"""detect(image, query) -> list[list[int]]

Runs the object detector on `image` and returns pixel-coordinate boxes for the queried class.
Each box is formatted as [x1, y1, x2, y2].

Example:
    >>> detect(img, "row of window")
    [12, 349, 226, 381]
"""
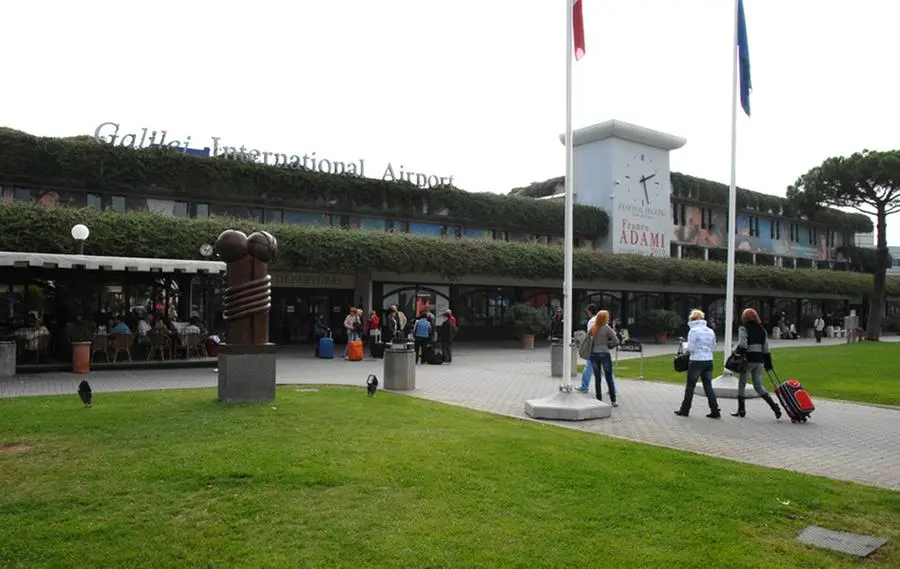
[671, 203, 848, 247]
[7, 185, 852, 252]
[5, 186, 593, 247]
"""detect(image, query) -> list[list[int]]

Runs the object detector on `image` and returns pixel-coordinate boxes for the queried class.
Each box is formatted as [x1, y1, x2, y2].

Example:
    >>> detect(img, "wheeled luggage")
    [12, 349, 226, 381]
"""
[318, 334, 334, 359]
[425, 344, 444, 365]
[371, 342, 386, 359]
[348, 339, 364, 362]
[767, 370, 815, 423]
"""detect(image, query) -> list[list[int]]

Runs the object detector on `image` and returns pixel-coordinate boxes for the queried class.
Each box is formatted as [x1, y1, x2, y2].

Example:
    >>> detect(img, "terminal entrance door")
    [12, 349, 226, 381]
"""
[271, 288, 353, 344]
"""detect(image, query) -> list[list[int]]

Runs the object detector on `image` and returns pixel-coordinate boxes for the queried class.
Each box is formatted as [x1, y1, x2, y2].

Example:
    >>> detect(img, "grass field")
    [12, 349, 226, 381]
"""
[581, 342, 900, 406]
[1, 387, 898, 568]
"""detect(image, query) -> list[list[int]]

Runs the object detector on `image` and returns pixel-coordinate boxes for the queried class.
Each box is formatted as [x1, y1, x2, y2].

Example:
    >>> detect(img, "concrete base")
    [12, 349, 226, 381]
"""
[0, 341, 15, 378]
[525, 391, 611, 421]
[384, 348, 416, 391]
[217, 344, 276, 403]
[696, 372, 761, 399]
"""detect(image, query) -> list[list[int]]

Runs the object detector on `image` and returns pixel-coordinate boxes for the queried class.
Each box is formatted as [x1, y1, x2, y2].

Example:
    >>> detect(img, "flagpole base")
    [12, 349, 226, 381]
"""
[525, 390, 611, 421]
[696, 372, 761, 399]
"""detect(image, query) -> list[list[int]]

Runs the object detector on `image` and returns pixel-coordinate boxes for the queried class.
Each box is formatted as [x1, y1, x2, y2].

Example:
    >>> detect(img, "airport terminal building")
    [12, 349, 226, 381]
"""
[0, 120, 896, 355]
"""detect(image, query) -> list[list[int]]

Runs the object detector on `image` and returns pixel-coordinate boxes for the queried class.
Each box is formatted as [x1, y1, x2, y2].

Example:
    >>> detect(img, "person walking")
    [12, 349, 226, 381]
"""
[674, 309, 721, 419]
[814, 315, 825, 343]
[412, 314, 432, 364]
[578, 309, 620, 406]
[578, 304, 597, 391]
[343, 307, 362, 360]
[384, 305, 402, 341]
[732, 309, 782, 419]
[312, 314, 330, 357]
[439, 309, 457, 363]
[549, 306, 564, 341]
[366, 310, 381, 356]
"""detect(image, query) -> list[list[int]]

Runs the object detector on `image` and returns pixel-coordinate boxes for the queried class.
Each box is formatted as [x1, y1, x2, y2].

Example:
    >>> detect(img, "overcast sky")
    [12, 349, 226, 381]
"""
[2, 0, 898, 244]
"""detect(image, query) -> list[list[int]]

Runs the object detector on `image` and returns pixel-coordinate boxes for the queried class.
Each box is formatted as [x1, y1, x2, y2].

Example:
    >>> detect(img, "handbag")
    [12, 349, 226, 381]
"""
[724, 351, 748, 374]
[673, 346, 689, 373]
[578, 332, 594, 360]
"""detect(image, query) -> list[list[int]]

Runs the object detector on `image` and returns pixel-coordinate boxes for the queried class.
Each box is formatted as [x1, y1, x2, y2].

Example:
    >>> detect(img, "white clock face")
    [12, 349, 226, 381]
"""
[622, 153, 662, 207]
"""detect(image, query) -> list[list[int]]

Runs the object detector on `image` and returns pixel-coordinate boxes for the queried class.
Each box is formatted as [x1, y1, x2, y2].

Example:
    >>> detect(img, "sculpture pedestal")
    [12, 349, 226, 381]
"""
[218, 344, 277, 403]
[525, 391, 611, 421]
[696, 372, 760, 399]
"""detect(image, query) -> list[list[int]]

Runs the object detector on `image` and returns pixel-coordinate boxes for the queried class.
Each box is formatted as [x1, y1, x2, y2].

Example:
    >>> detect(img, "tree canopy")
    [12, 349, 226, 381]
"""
[788, 149, 900, 339]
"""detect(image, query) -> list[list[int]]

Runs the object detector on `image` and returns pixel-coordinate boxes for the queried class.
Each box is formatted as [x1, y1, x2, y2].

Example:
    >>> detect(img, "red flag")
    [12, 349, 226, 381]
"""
[573, 0, 585, 60]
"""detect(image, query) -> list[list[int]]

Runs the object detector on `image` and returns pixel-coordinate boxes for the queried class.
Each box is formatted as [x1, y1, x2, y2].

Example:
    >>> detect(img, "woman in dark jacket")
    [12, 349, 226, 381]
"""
[733, 308, 782, 419]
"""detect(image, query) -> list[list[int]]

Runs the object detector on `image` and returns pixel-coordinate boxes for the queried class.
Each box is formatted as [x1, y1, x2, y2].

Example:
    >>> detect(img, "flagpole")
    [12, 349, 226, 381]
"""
[723, 0, 741, 364]
[561, 0, 575, 388]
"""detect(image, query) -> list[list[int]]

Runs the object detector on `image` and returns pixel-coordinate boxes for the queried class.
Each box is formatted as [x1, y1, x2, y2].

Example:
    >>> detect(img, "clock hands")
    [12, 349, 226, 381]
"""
[639, 173, 656, 205]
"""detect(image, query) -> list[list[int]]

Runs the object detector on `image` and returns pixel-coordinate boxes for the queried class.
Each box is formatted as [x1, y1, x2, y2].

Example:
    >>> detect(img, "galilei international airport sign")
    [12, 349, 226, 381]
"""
[91, 121, 455, 189]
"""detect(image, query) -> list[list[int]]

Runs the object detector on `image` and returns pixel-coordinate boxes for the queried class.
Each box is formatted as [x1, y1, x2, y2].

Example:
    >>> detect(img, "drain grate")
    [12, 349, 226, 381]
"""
[796, 526, 888, 558]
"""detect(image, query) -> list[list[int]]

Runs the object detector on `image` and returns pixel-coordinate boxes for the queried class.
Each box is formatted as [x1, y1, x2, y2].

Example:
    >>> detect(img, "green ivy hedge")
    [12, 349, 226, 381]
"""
[1, 202, 897, 297]
[0, 127, 609, 239]
[670, 173, 873, 233]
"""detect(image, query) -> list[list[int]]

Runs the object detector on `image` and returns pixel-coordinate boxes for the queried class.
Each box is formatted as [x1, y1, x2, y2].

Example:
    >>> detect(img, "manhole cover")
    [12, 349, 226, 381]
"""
[0, 443, 32, 454]
[796, 526, 888, 557]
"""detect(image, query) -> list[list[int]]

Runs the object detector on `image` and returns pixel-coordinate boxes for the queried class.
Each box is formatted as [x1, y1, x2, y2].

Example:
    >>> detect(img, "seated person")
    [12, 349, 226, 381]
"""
[16, 315, 50, 351]
[109, 315, 132, 335]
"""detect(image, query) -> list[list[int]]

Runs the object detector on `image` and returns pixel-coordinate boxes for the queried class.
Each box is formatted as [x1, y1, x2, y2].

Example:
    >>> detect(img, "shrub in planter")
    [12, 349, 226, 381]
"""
[636, 310, 682, 344]
[67, 319, 95, 374]
[503, 303, 549, 349]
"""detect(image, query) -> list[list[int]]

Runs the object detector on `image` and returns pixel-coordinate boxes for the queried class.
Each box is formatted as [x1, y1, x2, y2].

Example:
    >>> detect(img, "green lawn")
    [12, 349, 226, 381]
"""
[1, 387, 898, 568]
[588, 342, 900, 407]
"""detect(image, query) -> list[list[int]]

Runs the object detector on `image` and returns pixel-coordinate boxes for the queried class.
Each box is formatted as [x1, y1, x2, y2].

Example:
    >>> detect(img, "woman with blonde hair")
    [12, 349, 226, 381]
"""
[674, 309, 721, 418]
[578, 307, 620, 406]
[732, 308, 782, 419]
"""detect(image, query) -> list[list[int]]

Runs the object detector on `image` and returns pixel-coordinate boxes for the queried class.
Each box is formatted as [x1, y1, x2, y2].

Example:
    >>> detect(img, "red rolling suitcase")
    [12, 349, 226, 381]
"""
[767, 370, 815, 423]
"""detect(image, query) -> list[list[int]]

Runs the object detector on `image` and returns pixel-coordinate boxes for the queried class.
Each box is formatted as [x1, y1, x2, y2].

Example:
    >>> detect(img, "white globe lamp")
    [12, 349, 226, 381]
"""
[71, 224, 90, 254]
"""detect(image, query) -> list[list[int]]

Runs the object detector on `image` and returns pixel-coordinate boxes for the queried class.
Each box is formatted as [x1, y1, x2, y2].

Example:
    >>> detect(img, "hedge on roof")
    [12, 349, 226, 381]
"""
[508, 172, 873, 234]
[2, 202, 898, 298]
[670, 173, 873, 233]
[0, 127, 608, 239]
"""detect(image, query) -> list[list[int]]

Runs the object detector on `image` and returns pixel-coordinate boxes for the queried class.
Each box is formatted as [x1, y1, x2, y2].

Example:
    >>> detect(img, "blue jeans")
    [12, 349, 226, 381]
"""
[588, 352, 616, 402]
[344, 331, 360, 357]
[680, 360, 719, 414]
[580, 362, 593, 390]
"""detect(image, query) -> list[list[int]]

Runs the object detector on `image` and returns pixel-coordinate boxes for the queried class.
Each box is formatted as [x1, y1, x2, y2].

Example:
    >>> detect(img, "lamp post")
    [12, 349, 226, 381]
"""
[71, 224, 90, 255]
[199, 244, 214, 328]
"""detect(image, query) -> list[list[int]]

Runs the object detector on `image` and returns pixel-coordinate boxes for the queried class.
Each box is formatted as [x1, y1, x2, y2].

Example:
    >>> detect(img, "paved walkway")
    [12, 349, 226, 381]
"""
[2, 337, 898, 490]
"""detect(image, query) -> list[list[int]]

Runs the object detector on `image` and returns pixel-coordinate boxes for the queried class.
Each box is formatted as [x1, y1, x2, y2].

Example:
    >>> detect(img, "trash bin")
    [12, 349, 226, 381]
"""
[384, 344, 416, 391]
[550, 341, 578, 378]
[0, 341, 16, 378]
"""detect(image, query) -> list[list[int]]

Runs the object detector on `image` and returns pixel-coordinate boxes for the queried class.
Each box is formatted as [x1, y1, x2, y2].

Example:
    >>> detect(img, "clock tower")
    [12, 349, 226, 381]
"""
[560, 119, 686, 256]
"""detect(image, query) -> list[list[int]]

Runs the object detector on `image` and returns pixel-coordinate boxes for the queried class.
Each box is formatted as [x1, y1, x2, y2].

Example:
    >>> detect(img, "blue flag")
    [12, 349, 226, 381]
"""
[737, 0, 752, 116]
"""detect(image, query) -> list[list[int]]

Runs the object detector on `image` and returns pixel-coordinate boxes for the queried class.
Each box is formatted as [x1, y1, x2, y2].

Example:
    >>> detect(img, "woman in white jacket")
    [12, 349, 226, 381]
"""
[674, 309, 721, 419]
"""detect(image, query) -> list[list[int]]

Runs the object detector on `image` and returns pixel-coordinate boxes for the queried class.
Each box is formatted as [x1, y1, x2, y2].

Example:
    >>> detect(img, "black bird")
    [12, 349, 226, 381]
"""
[78, 380, 92, 408]
[366, 374, 378, 397]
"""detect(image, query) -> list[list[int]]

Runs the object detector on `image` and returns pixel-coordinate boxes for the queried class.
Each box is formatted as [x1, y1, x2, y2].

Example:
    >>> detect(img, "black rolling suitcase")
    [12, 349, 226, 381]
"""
[425, 344, 444, 365]
[371, 342, 386, 359]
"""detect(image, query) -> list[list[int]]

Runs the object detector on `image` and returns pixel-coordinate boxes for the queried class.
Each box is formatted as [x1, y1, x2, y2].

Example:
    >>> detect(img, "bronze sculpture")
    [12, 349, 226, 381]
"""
[216, 229, 278, 346]
[214, 229, 279, 403]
